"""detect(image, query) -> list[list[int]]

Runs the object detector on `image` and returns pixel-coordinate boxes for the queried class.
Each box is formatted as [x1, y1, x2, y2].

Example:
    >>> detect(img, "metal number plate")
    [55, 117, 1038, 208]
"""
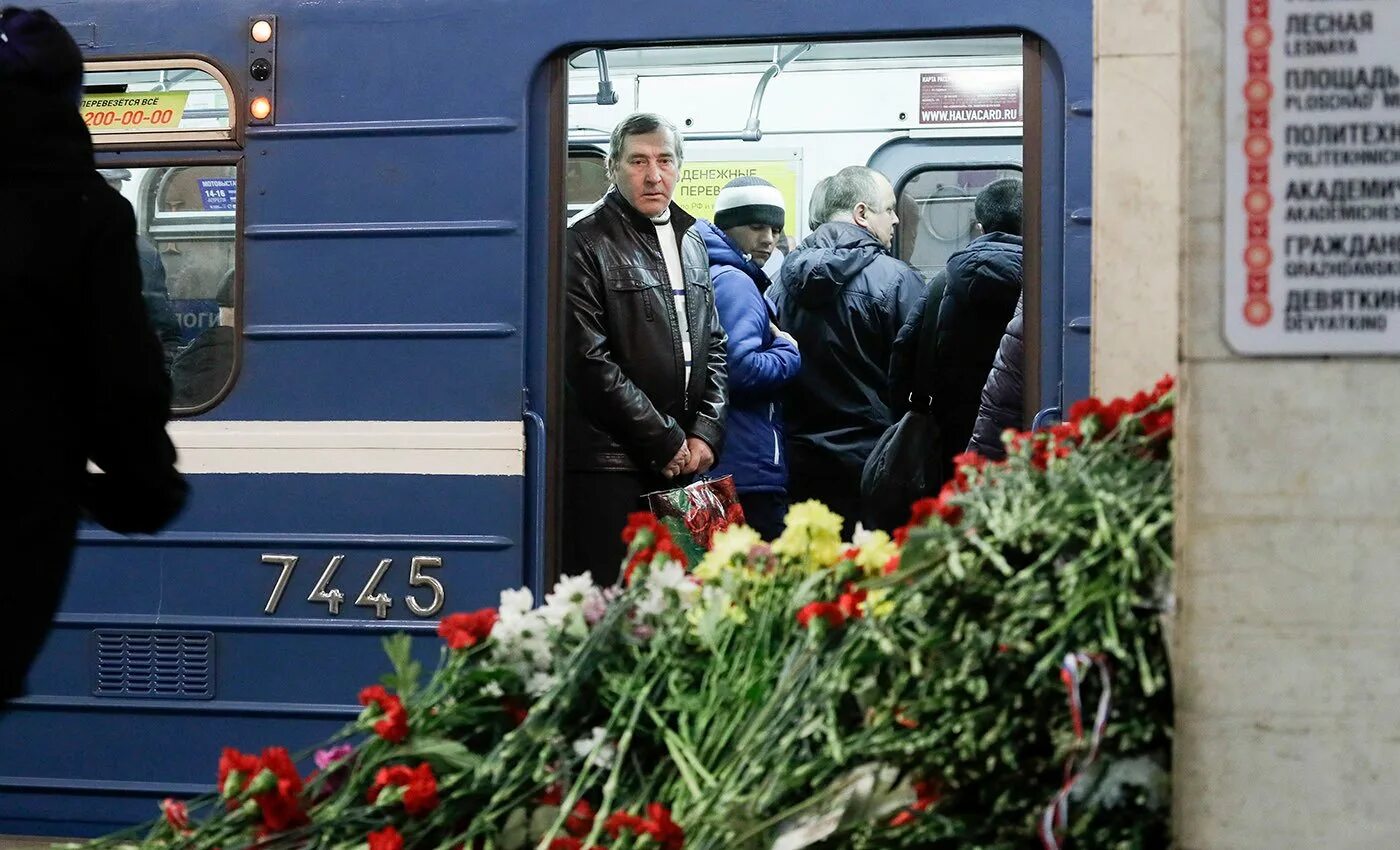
[258, 553, 447, 618]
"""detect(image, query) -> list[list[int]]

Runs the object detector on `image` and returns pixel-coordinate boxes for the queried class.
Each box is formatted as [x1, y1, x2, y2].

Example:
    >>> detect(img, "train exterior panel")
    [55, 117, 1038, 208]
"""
[0, 0, 1090, 834]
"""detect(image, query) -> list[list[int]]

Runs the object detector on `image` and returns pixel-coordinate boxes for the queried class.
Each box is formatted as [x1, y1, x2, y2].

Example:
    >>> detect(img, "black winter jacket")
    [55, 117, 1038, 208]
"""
[770, 222, 926, 476]
[565, 190, 728, 472]
[968, 298, 1025, 460]
[922, 232, 1022, 476]
[2, 82, 187, 698]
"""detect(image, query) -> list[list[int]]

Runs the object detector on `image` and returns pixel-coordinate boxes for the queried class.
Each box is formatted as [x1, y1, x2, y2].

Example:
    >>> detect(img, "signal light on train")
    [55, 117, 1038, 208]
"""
[251, 19, 273, 43]
[250, 96, 272, 120]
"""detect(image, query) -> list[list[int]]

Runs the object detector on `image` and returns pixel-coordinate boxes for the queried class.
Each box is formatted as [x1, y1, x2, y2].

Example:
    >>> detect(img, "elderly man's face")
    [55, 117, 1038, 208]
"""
[855, 174, 900, 250]
[610, 129, 680, 218]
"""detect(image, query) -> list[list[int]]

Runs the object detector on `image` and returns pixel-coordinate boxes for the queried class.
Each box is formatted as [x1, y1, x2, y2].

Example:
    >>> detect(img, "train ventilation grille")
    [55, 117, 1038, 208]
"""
[92, 630, 215, 699]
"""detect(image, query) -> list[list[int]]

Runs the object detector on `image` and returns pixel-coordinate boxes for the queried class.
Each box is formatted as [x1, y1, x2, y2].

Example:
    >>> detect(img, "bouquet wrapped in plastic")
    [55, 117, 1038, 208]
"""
[645, 474, 745, 562]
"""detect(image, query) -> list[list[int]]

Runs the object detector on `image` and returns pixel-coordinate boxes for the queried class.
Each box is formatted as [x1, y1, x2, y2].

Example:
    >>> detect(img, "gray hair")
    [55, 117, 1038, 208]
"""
[823, 166, 885, 217]
[607, 112, 684, 172]
[808, 176, 832, 231]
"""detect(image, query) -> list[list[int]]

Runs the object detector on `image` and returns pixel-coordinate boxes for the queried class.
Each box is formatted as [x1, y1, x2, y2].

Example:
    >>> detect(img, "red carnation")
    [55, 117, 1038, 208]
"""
[368, 826, 404, 850]
[438, 608, 498, 650]
[604, 811, 647, 838]
[368, 762, 440, 816]
[160, 798, 190, 831]
[566, 799, 597, 836]
[796, 602, 845, 629]
[218, 746, 261, 799]
[950, 451, 988, 491]
[837, 585, 867, 620]
[537, 783, 564, 806]
[359, 685, 410, 743]
[889, 810, 916, 828]
[252, 746, 309, 833]
[641, 803, 685, 850]
[1142, 408, 1174, 440]
[621, 511, 657, 545]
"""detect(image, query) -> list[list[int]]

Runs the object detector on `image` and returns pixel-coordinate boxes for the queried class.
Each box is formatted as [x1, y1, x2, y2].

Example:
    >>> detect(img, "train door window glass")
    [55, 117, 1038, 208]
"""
[105, 164, 239, 410]
[566, 149, 610, 219]
[83, 60, 235, 145]
[896, 166, 1021, 280]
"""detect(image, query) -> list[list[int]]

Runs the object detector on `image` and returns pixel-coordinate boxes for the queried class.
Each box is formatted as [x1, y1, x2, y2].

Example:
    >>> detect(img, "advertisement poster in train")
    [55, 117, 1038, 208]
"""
[1224, 2, 1400, 354]
[918, 67, 1021, 126]
[674, 153, 801, 226]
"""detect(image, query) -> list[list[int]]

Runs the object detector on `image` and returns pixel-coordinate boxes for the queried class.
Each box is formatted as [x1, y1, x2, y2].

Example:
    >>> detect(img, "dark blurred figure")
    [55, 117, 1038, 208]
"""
[891, 177, 1023, 482]
[968, 297, 1025, 460]
[171, 267, 236, 407]
[100, 168, 185, 369]
[1, 6, 187, 704]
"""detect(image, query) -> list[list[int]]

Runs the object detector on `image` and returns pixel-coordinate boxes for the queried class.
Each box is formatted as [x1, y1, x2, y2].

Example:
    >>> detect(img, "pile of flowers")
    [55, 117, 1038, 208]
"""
[80, 378, 1176, 850]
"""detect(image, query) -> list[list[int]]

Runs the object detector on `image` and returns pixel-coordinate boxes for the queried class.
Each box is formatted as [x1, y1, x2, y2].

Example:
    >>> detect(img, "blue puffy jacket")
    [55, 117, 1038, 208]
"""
[697, 220, 801, 494]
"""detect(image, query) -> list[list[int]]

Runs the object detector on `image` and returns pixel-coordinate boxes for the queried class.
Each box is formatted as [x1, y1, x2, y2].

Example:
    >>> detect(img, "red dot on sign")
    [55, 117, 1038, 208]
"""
[1244, 79, 1273, 105]
[1244, 132, 1273, 160]
[1245, 242, 1272, 270]
[1245, 189, 1272, 215]
[1245, 23, 1272, 49]
[1244, 297, 1272, 326]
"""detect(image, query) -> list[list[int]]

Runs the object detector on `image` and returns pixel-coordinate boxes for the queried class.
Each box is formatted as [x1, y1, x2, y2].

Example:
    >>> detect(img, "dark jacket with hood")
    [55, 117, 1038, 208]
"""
[769, 221, 926, 476]
[918, 232, 1022, 477]
[697, 220, 800, 494]
[1, 81, 187, 699]
[968, 297, 1025, 460]
[565, 190, 728, 472]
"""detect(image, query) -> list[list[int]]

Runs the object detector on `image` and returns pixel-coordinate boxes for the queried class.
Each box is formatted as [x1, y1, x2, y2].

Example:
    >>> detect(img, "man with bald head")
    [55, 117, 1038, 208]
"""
[769, 165, 925, 536]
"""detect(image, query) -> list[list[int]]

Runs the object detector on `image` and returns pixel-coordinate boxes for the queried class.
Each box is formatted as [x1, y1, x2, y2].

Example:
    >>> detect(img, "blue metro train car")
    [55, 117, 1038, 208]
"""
[1, 0, 1091, 834]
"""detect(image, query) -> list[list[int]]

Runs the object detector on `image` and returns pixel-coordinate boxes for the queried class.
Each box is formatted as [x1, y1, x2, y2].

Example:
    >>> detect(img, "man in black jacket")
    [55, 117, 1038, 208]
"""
[1, 7, 187, 703]
[893, 177, 1023, 482]
[564, 113, 728, 584]
[770, 166, 925, 536]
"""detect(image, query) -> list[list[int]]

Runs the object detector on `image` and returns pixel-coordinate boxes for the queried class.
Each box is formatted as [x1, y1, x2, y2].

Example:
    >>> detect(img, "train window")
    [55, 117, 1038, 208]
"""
[104, 164, 239, 411]
[895, 166, 1022, 279]
[83, 59, 235, 145]
[566, 148, 610, 218]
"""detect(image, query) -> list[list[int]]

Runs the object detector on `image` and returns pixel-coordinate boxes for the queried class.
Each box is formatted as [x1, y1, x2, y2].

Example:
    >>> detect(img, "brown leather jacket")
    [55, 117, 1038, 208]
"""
[564, 190, 728, 472]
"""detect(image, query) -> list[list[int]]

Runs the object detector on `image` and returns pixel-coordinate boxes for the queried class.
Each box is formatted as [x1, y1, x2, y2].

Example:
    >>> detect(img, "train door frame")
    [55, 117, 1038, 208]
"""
[539, 32, 1067, 583]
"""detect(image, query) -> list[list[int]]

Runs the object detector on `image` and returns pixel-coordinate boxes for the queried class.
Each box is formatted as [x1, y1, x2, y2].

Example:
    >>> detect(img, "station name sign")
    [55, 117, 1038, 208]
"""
[1224, 1, 1400, 354]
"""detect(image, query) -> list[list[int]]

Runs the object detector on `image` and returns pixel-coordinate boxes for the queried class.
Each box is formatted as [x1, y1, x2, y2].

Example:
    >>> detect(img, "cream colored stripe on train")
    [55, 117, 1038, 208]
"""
[164, 420, 525, 475]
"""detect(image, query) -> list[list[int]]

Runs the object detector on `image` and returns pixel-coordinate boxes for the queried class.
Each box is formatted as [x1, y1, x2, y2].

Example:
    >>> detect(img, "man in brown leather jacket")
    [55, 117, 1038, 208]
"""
[563, 113, 728, 584]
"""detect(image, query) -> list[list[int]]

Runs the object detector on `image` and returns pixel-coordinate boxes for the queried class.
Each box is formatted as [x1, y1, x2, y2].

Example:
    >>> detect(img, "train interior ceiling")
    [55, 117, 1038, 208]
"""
[565, 36, 1024, 279]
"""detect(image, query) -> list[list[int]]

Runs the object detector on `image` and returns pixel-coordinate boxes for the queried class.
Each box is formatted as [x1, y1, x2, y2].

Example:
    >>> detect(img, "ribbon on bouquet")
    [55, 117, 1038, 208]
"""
[1038, 651, 1112, 850]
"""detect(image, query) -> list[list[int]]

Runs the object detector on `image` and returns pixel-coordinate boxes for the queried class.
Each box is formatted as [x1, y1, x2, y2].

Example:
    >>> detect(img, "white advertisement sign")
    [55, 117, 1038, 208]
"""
[1224, 1, 1400, 354]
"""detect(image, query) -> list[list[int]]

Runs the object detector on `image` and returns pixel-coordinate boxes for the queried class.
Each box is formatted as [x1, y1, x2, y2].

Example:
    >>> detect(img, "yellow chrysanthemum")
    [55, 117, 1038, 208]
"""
[853, 529, 900, 577]
[863, 587, 896, 619]
[772, 500, 845, 570]
[694, 524, 764, 582]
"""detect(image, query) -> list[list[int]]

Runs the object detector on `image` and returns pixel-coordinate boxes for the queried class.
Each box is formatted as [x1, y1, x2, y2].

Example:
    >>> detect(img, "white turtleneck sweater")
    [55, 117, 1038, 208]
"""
[652, 211, 692, 387]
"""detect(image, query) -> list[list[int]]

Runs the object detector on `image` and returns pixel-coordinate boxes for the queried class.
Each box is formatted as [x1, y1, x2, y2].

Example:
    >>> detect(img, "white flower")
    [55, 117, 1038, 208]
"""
[481, 681, 504, 699]
[852, 523, 875, 548]
[636, 590, 668, 617]
[571, 726, 616, 768]
[526, 671, 559, 696]
[498, 587, 534, 621]
[546, 573, 596, 609]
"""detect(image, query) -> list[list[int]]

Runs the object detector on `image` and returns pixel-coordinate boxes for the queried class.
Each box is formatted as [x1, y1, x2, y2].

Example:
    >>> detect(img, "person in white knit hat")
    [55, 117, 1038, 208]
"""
[695, 176, 802, 538]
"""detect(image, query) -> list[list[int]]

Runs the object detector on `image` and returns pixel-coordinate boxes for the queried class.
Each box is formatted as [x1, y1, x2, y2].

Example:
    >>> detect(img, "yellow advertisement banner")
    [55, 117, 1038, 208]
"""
[675, 160, 800, 230]
[81, 91, 189, 133]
